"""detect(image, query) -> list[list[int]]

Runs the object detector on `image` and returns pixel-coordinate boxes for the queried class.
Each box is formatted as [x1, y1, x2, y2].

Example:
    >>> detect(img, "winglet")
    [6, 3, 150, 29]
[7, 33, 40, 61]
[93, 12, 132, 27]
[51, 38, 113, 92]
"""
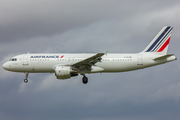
[104, 50, 108, 55]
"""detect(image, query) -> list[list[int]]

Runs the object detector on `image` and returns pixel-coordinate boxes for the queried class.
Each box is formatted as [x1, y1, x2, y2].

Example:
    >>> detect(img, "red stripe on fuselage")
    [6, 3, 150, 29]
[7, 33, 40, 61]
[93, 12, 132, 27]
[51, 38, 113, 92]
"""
[157, 37, 171, 52]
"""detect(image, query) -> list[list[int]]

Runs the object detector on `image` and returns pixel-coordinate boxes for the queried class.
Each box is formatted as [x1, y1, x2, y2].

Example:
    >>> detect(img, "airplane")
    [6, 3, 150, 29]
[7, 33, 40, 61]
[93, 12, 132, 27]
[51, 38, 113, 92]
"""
[2, 26, 177, 84]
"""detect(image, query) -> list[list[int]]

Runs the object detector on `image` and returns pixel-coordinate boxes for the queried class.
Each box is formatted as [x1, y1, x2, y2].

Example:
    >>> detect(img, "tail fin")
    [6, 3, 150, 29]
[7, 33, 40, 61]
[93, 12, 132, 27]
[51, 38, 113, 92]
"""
[142, 26, 173, 55]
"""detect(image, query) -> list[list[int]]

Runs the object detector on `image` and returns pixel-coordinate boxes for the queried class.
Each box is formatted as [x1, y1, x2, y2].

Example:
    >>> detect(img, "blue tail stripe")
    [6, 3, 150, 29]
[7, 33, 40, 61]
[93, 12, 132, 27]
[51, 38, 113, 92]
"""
[146, 26, 171, 52]
[151, 27, 172, 52]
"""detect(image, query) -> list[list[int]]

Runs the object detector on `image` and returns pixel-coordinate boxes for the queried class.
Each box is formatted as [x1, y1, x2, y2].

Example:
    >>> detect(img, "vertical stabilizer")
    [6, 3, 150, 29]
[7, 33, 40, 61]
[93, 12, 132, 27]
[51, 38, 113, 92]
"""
[142, 26, 173, 55]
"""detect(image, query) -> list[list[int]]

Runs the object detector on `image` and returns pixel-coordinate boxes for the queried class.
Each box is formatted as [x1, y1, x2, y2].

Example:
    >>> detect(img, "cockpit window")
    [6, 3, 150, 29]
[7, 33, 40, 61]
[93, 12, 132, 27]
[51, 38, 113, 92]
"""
[9, 58, 17, 61]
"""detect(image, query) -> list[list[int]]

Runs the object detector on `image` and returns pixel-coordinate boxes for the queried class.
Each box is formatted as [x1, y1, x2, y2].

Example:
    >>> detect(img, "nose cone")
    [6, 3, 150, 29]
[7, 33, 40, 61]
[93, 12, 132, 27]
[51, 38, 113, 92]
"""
[2, 62, 8, 70]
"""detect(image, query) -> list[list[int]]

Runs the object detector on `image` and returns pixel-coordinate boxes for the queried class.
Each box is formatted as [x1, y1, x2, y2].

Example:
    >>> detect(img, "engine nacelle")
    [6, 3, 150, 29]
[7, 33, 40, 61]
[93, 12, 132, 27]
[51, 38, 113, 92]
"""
[55, 66, 71, 79]
[54, 66, 78, 79]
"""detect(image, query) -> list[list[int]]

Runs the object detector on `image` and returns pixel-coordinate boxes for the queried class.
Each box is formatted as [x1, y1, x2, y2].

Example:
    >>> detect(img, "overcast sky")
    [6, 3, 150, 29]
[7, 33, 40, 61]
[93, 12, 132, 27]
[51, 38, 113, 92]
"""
[0, 0, 180, 120]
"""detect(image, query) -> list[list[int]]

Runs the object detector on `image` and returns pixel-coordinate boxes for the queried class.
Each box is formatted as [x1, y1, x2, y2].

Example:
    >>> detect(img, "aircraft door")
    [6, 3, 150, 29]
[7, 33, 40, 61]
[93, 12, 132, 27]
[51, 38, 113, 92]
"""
[137, 54, 143, 65]
[23, 55, 28, 65]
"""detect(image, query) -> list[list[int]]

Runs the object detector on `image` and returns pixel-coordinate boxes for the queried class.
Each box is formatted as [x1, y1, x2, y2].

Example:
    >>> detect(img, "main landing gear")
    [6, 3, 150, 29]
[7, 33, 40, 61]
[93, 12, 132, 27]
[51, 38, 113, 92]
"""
[82, 76, 88, 84]
[24, 72, 28, 83]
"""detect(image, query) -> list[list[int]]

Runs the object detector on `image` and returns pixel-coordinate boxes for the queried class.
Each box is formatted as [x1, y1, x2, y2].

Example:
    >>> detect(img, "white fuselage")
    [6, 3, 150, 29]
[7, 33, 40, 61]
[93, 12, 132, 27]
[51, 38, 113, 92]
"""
[2, 53, 176, 73]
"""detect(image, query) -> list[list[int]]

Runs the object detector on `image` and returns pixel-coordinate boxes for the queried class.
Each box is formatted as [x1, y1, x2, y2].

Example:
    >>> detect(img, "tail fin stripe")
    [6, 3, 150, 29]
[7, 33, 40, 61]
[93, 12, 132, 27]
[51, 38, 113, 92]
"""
[151, 27, 173, 52]
[146, 26, 171, 52]
[157, 37, 171, 52]
[153, 30, 172, 52]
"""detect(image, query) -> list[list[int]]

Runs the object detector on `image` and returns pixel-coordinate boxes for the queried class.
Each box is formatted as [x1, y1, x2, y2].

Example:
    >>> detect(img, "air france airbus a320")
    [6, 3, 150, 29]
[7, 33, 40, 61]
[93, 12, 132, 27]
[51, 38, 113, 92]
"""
[2, 26, 177, 84]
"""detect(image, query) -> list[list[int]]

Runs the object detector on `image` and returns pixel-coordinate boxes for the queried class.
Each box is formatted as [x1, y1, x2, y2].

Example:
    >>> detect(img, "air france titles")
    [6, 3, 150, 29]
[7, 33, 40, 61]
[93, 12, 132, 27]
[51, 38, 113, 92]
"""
[30, 55, 59, 58]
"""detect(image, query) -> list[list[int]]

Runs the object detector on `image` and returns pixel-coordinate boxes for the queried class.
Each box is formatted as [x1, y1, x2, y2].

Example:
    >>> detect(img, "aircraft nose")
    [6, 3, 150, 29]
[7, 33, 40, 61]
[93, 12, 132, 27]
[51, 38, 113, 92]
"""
[2, 62, 8, 70]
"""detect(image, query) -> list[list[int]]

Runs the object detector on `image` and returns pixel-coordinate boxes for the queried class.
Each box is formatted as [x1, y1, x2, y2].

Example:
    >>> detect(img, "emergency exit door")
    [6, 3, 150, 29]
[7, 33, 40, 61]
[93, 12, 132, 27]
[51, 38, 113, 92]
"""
[23, 55, 28, 65]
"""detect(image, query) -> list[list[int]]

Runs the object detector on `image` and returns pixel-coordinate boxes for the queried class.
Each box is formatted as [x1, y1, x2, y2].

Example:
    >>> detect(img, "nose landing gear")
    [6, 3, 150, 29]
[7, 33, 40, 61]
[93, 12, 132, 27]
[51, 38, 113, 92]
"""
[24, 79, 28, 83]
[24, 72, 28, 83]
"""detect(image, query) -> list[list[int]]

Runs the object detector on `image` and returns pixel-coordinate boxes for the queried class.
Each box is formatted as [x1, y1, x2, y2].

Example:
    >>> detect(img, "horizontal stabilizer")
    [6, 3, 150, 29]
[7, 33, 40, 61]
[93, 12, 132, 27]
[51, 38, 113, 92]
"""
[153, 54, 174, 60]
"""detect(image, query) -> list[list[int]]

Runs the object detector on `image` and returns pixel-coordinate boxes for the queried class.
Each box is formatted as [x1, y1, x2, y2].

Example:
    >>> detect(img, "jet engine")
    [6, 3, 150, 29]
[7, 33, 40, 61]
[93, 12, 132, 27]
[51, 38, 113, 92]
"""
[55, 66, 78, 79]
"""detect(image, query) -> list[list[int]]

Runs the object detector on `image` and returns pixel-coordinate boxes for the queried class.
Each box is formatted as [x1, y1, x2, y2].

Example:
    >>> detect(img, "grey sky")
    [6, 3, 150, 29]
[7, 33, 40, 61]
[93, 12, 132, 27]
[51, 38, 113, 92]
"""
[0, 0, 180, 120]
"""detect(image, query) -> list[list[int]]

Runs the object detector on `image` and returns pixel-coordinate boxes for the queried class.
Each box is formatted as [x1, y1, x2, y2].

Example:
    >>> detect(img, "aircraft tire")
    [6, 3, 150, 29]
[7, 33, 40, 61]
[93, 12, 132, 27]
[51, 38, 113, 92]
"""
[24, 79, 28, 83]
[82, 76, 88, 84]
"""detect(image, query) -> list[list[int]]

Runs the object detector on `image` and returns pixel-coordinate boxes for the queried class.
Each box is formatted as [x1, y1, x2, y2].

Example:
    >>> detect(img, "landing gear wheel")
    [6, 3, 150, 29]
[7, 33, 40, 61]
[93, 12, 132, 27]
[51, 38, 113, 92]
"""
[24, 72, 29, 83]
[24, 79, 28, 83]
[82, 76, 88, 84]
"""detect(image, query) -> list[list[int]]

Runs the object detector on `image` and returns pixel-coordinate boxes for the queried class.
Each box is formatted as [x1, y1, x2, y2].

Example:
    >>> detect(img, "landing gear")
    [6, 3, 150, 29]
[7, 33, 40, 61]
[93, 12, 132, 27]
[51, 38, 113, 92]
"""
[24, 79, 28, 83]
[24, 72, 29, 83]
[82, 76, 88, 84]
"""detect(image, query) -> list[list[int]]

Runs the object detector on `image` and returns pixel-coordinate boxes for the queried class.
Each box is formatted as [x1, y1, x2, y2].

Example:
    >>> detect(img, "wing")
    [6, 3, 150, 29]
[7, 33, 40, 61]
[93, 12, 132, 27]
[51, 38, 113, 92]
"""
[72, 52, 105, 66]
[71, 51, 107, 74]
